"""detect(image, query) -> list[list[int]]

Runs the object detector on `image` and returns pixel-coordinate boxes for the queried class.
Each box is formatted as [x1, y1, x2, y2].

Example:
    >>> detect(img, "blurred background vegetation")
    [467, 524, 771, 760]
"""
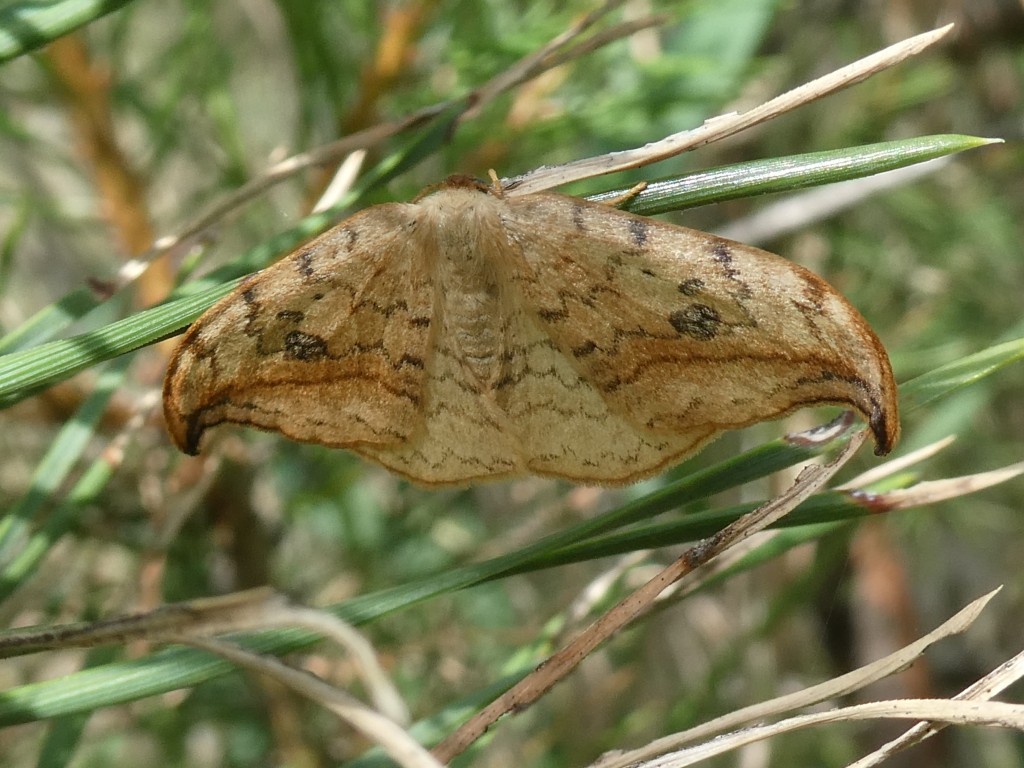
[0, 1, 1022, 766]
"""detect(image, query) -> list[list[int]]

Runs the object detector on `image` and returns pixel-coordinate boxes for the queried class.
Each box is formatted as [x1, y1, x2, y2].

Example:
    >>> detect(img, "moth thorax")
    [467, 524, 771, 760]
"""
[435, 217, 506, 385]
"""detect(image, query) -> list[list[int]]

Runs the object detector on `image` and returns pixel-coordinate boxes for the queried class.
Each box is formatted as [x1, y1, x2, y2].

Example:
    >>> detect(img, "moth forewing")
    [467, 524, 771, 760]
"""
[163, 207, 437, 456]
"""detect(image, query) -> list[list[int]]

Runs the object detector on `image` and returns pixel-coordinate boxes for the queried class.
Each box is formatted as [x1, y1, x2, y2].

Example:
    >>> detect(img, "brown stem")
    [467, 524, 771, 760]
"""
[45, 34, 167, 306]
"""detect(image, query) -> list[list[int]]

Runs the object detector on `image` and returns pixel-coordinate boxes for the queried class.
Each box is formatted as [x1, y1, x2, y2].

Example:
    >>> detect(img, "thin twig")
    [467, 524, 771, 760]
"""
[845, 462, 1024, 512]
[0, 585, 411, 730]
[466, 2, 665, 120]
[0, 588, 278, 657]
[847, 647, 1024, 767]
[177, 636, 440, 768]
[252, 604, 411, 726]
[635, 699, 1024, 767]
[837, 435, 956, 490]
[504, 25, 954, 194]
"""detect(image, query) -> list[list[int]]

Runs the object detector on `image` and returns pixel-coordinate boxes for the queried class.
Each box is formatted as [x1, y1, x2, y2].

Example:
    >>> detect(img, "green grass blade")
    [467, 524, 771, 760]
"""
[0, 426, 125, 602]
[0, 359, 130, 572]
[0, 283, 232, 409]
[0, 288, 100, 356]
[900, 336, 1024, 413]
[0, 0, 136, 64]
[33, 647, 118, 768]
[535, 491, 875, 569]
[588, 135, 999, 214]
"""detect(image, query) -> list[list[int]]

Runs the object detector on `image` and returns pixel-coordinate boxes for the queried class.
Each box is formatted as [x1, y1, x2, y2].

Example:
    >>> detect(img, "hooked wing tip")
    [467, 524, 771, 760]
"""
[183, 420, 203, 456]
[162, 390, 204, 456]
[869, 401, 900, 456]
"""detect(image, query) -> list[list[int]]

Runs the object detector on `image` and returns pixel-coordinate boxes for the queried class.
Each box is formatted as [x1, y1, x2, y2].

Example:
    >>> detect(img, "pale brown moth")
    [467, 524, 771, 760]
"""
[163, 175, 899, 485]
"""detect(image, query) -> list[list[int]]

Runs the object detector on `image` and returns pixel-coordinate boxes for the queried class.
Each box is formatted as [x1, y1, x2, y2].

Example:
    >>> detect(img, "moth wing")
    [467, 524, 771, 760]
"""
[484, 298, 718, 484]
[163, 203, 435, 455]
[502, 194, 899, 457]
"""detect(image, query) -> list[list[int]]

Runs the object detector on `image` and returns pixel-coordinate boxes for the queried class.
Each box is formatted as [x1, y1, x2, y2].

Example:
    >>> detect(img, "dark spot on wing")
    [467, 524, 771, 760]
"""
[276, 309, 304, 322]
[398, 354, 424, 369]
[572, 204, 586, 230]
[538, 307, 569, 322]
[712, 240, 742, 282]
[573, 340, 598, 357]
[284, 330, 328, 360]
[409, 316, 431, 328]
[628, 218, 649, 247]
[296, 249, 315, 277]
[678, 278, 704, 296]
[669, 304, 720, 340]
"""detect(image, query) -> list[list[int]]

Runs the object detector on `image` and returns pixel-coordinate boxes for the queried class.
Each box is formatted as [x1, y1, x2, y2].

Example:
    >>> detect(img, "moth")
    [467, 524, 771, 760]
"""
[163, 175, 899, 485]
